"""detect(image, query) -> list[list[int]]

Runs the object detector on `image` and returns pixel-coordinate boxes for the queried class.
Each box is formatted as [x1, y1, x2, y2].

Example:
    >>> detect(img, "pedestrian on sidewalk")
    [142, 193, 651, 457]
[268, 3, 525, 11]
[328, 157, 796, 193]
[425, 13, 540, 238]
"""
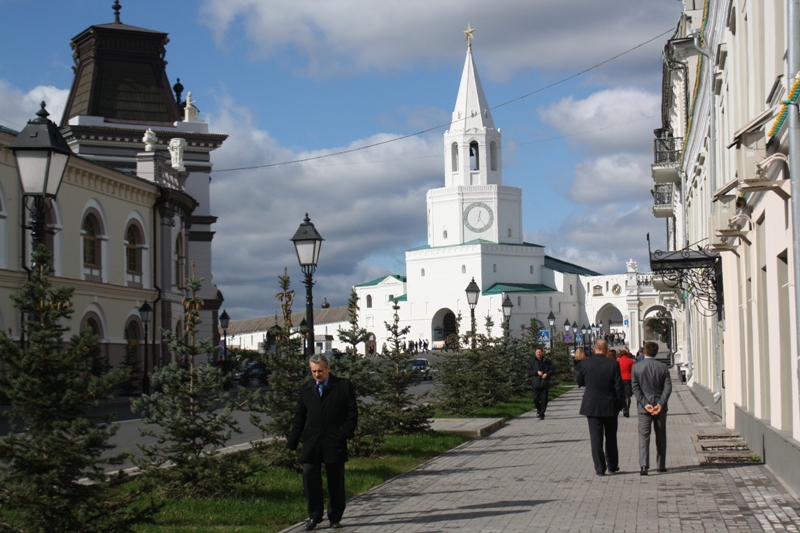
[287, 354, 359, 530]
[527, 348, 555, 420]
[575, 339, 624, 476]
[617, 348, 634, 417]
[631, 341, 672, 476]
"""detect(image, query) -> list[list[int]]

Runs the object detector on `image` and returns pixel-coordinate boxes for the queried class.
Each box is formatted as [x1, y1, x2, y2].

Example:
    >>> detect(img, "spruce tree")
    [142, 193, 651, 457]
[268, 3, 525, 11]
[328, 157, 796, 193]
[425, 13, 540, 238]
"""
[373, 299, 430, 434]
[118, 340, 142, 395]
[334, 289, 383, 457]
[0, 246, 150, 532]
[131, 264, 243, 497]
[244, 268, 306, 469]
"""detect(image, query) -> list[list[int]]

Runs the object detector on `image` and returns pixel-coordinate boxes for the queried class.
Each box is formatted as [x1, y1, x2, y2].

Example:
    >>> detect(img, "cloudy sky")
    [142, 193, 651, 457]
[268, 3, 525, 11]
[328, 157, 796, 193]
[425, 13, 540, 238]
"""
[0, 0, 682, 319]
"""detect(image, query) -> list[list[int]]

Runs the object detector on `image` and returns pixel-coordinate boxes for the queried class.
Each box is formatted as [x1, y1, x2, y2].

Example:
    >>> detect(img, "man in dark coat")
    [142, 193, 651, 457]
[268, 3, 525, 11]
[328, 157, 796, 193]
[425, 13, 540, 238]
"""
[575, 339, 625, 476]
[527, 348, 556, 419]
[288, 354, 358, 530]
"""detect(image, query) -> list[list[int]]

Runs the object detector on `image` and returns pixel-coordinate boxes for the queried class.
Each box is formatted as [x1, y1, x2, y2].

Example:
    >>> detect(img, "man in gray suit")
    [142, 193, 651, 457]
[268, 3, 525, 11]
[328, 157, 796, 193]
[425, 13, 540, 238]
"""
[631, 341, 672, 476]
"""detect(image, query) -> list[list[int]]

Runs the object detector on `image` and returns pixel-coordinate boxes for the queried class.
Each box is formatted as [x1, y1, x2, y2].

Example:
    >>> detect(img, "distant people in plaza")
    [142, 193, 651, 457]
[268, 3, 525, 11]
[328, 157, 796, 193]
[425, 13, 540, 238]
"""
[617, 348, 635, 417]
[381, 342, 387, 355]
[368, 345, 375, 358]
[631, 341, 672, 476]
[575, 339, 625, 476]
[288, 354, 358, 530]
[527, 348, 555, 420]
[423, 339, 429, 352]
[635, 345, 646, 363]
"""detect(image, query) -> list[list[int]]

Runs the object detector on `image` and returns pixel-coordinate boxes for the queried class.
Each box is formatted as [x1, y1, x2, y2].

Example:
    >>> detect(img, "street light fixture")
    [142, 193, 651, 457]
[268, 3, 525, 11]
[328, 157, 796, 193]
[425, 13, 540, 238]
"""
[219, 309, 230, 382]
[7, 102, 71, 256]
[138, 300, 152, 395]
[591, 323, 597, 347]
[501, 294, 513, 337]
[582, 324, 588, 349]
[547, 310, 556, 350]
[465, 277, 480, 349]
[572, 321, 578, 352]
[291, 213, 324, 356]
[563, 319, 571, 333]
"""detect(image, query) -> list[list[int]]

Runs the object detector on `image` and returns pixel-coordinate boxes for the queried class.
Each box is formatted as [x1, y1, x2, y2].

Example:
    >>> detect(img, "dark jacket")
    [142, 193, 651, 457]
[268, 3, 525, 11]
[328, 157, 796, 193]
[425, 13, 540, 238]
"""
[287, 374, 358, 464]
[575, 355, 624, 417]
[527, 356, 556, 389]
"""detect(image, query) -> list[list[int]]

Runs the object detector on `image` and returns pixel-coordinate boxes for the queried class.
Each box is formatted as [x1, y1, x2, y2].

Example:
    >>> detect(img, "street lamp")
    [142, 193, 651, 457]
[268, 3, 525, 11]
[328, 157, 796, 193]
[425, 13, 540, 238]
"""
[591, 323, 597, 348]
[547, 310, 556, 351]
[599, 321, 604, 341]
[219, 309, 230, 380]
[501, 294, 513, 337]
[572, 321, 578, 352]
[7, 102, 71, 257]
[582, 324, 588, 349]
[465, 277, 480, 349]
[291, 214, 324, 356]
[138, 300, 152, 394]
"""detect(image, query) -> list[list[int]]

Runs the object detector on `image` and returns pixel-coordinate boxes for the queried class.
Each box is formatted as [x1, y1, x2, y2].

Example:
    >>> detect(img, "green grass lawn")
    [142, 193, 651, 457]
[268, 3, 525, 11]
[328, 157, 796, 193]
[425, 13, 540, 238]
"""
[132, 387, 575, 532]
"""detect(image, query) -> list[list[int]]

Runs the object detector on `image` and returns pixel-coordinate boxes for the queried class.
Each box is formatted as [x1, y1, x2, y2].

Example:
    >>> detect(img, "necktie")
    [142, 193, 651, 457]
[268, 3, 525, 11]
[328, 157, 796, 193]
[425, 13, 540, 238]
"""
[318, 382, 325, 397]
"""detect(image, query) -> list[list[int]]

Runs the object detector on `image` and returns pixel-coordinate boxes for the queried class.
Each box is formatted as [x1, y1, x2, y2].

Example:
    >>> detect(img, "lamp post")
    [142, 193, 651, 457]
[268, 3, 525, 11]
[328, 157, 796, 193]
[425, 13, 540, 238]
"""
[591, 323, 597, 348]
[465, 277, 480, 349]
[572, 321, 578, 353]
[547, 310, 556, 351]
[582, 324, 587, 349]
[563, 319, 570, 353]
[7, 102, 71, 258]
[291, 214, 324, 356]
[219, 309, 230, 385]
[138, 300, 152, 394]
[501, 294, 513, 338]
[599, 321, 604, 342]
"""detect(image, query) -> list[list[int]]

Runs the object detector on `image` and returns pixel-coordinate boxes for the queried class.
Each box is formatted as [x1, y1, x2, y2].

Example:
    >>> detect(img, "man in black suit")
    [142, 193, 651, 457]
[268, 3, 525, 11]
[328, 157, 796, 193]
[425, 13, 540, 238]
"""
[631, 341, 672, 475]
[575, 339, 625, 476]
[527, 348, 556, 419]
[288, 354, 358, 530]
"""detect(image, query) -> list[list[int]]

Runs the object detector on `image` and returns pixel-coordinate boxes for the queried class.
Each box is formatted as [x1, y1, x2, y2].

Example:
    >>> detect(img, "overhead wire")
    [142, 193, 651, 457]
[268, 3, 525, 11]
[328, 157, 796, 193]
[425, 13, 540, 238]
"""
[212, 28, 675, 174]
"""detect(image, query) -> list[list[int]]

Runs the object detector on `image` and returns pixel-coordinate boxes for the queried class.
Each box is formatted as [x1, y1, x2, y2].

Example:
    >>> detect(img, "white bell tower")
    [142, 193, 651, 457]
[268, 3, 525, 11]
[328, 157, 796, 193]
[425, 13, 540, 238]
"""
[426, 29, 523, 248]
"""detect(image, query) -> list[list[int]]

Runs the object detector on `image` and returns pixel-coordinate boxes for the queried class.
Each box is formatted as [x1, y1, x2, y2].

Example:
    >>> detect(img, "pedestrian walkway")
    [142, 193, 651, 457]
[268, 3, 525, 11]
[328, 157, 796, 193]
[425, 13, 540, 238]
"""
[283, 380, 800, 532]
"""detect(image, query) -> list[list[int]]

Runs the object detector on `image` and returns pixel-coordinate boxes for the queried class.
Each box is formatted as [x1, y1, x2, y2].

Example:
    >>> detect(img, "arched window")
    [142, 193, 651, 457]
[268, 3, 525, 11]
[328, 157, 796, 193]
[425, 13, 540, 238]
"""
[493, 264, 497, 273]
[451, 142, 459, 172]
[366, 295, 373, 308]
[517, 296, 521, 306]
[530, 265, 534, 274]
[469, 141, 480, 170]
[490, 141, 497, 171]
[508, 228, 512, 237]
[606, 281, 609, 292]
[462, 265, 466, 274]
[443, 230, 448, 239]
[549, 296, 553, 307]
[82, 214, 102, 281]
[174, 231, 185, 288]
[125, 223, 144, 287]
[421, 268, 425, 277]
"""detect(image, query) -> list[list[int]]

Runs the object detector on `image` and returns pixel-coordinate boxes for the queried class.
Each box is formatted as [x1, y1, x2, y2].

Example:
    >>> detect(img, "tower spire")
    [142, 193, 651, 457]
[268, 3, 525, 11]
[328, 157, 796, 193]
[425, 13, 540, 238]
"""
[451, 32, 494, 132]
[112, 0, 121, 23]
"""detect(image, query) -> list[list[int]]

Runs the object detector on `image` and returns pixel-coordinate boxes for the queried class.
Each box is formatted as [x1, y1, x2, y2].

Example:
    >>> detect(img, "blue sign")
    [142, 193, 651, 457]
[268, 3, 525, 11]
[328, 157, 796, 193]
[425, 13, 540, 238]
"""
[563, 332, 574, 344]
[576, 334, 584, 343]
[537, 330, 551, 343]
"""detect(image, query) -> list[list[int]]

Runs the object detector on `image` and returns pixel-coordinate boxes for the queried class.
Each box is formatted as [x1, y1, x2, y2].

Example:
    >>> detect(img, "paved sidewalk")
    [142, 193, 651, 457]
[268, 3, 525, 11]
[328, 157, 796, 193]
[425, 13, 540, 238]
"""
[283, 381, 800, 532]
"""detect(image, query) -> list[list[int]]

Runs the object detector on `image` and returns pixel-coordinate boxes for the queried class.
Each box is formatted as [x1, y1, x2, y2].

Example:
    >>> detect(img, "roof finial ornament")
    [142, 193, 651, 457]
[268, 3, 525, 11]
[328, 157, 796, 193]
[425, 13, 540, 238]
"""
[112, 0, 121, 23]
[463, 23, 475, 49]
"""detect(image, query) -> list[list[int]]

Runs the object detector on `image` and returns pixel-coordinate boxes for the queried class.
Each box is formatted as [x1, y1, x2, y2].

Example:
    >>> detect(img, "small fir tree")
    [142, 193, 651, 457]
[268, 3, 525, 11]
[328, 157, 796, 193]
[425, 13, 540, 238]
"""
[373, 299, 430, 434]
[118, 340, 142, 395]
[244, 268, 306, 469]
[0, 246, 152, 532]
[131, 264, 244, 497]
[335, 289, 383, 457]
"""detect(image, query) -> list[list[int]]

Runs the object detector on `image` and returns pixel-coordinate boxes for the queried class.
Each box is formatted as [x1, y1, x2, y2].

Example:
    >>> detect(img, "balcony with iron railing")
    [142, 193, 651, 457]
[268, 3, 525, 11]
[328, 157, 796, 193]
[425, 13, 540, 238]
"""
[652, 183, 675, 218]
[651, 137, 682, 184]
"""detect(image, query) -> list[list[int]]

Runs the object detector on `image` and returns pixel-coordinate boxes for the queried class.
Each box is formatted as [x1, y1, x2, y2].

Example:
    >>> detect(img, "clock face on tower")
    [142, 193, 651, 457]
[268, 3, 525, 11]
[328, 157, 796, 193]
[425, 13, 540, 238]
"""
[463, 202, 494, 233]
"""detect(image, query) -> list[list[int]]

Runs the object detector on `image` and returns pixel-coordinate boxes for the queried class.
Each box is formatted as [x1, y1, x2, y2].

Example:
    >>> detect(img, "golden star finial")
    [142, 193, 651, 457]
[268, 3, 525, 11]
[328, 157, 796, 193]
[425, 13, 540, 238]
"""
[464, 24, 475, 48]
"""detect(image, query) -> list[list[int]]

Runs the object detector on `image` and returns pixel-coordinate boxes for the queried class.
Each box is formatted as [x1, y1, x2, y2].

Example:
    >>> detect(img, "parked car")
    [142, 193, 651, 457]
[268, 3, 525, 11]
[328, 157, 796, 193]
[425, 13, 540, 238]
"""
[408, 358, 432, 380]
[234, 361, 268, 385]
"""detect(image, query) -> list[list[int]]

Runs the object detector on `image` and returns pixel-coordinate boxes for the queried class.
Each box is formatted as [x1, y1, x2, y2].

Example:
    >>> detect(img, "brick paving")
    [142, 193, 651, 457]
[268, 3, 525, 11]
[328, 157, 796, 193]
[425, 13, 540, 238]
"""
[282, 379, 800, 532]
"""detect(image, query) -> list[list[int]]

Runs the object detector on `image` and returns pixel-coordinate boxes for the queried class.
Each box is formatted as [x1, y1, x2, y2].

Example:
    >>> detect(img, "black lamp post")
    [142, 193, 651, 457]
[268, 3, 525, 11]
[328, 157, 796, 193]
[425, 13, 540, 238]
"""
[291, 214, 324, 356]
[582, 324, 588, 349]
[501, 294, 513, 338]
[138, 300, 152, 394]
[547, 310, 556, 351]
[7, 102, 71, 257]
[465, 277, 480, 349]
[219, 309, 230, 379]
[599, 321, 604, 341]
[572, 321, 578, 352]
[591, 323, 597, 348]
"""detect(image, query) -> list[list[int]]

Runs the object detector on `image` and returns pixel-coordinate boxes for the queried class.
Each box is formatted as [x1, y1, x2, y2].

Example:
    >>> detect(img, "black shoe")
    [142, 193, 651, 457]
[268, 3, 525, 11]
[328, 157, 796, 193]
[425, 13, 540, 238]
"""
[657, 468, 667, 473]
[304, 520, 319, 531]
[609, 466, 620, 473]
[623, 412, 630, 418]
[640, 467, 648, 476]
[330, 523, 342, 529]
[596, 472, 605, 476]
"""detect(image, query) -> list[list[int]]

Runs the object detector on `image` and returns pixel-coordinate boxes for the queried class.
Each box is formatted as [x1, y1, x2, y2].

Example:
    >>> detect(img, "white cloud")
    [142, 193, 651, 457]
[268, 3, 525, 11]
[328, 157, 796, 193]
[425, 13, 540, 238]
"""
[538, 88, 661, 155]
[205, 95, 441, 316]
[199, 0, 680, 82]
[0, 80, 69, 131]
[529, 204, 666, 276]
[567, 153, 652, 205]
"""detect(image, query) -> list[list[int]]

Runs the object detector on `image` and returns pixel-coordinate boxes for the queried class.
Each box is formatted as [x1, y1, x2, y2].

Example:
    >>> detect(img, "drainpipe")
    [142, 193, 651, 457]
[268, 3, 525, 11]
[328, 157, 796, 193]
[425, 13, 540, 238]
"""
[788, 0, 800, 425]
[692, 30, 722, 404]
